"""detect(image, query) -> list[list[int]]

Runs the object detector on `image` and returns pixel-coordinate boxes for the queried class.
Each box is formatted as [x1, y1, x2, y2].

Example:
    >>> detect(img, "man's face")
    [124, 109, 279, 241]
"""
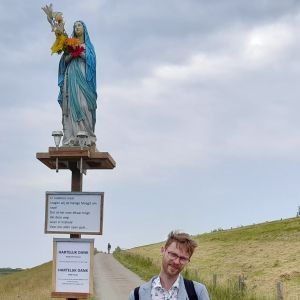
[161, 242, 190, 278]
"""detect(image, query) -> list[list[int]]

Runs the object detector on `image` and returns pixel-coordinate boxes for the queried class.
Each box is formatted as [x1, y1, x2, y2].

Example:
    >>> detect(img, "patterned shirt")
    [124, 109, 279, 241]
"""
[151, 276, 180, 300]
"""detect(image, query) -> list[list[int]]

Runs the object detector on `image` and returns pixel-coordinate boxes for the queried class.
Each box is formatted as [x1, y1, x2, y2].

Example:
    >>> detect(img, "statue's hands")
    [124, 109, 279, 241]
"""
[80, 51, 86, 59]
[71, 46, 85, 58]
[65, 54, 73, 64]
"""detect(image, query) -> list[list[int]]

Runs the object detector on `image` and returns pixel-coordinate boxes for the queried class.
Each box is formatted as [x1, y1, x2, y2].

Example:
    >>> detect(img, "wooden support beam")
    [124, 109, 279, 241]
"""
[36, 146, 116, 170]
[36, 145, 114, 300]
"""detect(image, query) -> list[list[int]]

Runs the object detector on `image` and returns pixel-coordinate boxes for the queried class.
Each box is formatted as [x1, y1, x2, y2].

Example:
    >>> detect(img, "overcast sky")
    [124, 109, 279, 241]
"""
[1, 0, 300, 268]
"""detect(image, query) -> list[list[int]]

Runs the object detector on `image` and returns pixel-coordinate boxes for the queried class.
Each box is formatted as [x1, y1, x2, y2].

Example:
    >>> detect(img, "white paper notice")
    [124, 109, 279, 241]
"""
[55, 240, 91, 293]
[46, 192, 103, 234]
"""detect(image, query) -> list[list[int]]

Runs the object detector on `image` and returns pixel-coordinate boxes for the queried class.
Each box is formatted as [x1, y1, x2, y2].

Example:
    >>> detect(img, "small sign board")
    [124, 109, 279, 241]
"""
[45, 192, 104, 235]
[52, 238, 94, 298]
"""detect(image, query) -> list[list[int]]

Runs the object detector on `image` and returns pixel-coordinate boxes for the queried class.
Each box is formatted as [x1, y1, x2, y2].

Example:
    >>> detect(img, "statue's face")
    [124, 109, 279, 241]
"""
[74, 22, 84, 38]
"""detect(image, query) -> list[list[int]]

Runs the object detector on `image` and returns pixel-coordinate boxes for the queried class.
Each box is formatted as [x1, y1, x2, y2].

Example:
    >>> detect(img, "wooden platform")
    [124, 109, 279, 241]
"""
[36, 146, 116, 170]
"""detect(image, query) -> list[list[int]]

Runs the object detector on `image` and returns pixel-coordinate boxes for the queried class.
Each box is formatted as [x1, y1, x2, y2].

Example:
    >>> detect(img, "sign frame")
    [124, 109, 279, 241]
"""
[45, 192, 104, 235]
[51, 238, 94, 299]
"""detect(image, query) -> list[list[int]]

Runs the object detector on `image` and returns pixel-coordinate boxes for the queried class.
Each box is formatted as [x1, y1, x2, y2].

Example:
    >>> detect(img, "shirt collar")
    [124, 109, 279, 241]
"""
[153, 275, 180, 290]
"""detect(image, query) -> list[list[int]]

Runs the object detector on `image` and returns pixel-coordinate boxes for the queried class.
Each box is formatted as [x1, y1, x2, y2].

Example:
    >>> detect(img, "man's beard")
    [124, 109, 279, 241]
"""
[167, 263, 182, 276]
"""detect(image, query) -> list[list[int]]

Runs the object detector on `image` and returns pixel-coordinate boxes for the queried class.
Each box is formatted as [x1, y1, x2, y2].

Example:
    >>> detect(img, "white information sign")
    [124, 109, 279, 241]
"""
[45, 192, 104, 234]
[53, 238, 93, 295]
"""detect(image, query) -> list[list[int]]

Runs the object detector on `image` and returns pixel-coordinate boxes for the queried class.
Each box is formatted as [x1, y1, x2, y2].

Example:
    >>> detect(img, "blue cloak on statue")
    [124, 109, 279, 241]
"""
[57, 21, 97, 145]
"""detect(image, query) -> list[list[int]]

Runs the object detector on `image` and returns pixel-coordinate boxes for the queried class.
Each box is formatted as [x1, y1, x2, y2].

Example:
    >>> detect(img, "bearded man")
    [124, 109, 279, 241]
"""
[129, 231, 210, 300]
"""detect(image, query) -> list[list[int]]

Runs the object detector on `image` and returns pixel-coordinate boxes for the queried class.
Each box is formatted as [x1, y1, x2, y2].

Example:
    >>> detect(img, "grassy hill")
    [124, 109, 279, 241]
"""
[1, 218, 298, 299]
[0, 262, 95, 300]
[0, 268, 23, 277]
[115, 217, 300, 300]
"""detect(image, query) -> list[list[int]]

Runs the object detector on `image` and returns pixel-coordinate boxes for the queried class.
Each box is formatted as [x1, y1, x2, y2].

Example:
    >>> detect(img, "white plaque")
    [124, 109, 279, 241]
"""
[53, 238, 93, 295]
[45, 192, 104, 234]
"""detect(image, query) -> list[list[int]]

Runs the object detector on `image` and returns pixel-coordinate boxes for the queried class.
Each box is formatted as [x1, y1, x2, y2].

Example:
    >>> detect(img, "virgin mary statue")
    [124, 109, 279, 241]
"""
[57, 21, 97, 146]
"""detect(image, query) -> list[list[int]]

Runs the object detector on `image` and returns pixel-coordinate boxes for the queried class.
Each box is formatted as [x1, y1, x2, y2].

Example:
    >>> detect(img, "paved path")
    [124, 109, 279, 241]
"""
[94, 253, 145, 300]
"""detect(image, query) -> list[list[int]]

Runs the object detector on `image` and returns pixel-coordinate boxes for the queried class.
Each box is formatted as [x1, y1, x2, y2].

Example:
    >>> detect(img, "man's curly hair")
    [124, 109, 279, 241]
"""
[165, 230, 198, 257]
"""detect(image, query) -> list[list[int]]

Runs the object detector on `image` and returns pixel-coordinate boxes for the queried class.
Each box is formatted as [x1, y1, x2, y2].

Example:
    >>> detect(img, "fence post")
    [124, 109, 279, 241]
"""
[213, 274, 217, 288]
[238, 275, 246, 292]
[276, 282, 284, 300]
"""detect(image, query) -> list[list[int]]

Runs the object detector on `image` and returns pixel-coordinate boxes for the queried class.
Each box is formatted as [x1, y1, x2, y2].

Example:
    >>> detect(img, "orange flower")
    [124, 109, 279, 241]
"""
[65, 37, 81, 49]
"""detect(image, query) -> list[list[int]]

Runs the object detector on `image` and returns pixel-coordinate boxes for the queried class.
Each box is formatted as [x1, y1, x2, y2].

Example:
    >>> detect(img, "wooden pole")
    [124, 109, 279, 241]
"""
[67, 163, 82, 300]
[36, 147, 115, 300]
[70, 162, 82, 192]
[276, 282, 284, 300]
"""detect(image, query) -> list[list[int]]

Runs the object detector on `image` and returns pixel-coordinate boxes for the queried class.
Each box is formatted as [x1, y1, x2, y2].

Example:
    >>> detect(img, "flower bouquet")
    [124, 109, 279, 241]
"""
[42, 4, 84, 57]
[65, 38, 84, 58]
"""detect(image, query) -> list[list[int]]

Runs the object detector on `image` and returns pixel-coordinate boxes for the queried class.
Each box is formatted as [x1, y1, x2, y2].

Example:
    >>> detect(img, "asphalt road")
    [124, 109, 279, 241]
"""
[94, 253, 145, 300]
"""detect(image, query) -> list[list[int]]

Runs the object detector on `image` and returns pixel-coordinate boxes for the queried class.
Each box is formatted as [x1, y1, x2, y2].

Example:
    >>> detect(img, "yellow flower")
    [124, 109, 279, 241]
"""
[51, 34, 67, 54]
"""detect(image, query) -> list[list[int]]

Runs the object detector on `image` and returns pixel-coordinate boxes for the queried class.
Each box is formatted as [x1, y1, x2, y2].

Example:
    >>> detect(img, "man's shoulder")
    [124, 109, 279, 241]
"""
[129, 276, 157, 300]
[139, 276, 157, 289]
[190, 279, 210, 300]
[179, 276, 210, 300]
[191, 279, 207, 289]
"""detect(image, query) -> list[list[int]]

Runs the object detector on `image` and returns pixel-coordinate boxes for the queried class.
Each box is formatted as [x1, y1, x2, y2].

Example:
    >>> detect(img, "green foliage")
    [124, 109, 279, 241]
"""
[113, 251, 159, 281]
[114, 246, 122, 253]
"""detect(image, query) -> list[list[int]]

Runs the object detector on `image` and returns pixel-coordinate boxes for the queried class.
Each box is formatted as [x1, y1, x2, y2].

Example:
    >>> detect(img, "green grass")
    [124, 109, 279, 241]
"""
[1, 218, 299, 299]
[114, 217, 300, 300]
[0, 268, 23, 277]
[0, 262, 53, 300]
[197, 218, 300, 242]
[113, 250, 270, 300]
[114, 250, 160, 280]
[0, 261, 96, 300]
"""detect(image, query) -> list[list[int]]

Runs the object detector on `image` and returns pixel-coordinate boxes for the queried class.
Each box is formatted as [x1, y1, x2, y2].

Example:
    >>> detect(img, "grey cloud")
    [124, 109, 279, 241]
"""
[2, 0, 300, 268]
